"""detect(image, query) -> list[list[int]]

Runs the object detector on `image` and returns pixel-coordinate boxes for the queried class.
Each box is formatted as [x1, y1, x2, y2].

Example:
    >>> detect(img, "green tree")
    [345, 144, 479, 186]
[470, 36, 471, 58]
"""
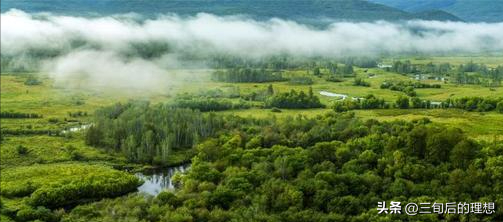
[395, 96, 409, 109]
[497, 101, 503, 113]
[450, 139, 478, 169]
[313, 67, 321, 76]
[267, 84, 274, 95]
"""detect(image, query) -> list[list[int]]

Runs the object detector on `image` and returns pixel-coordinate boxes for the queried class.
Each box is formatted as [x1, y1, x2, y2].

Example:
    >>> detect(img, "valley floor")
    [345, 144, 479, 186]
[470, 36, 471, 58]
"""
[1, 57, 502, 221]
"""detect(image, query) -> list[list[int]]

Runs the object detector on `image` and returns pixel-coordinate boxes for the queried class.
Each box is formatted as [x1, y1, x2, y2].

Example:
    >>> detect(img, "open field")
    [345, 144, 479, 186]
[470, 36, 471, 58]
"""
[2, 61, 502, 139]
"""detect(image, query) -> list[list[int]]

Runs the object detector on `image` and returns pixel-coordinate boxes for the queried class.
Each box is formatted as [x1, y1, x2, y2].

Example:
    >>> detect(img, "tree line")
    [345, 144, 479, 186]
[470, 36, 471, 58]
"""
[1, 112, 42, 119]
[265, 88, 324, 109]
[172, 98, 252, 112]
[380, 80, 441, 97]
[331, 95, 503, 112]
[332, 94, 388, 112]
[211, 68, 285, 83]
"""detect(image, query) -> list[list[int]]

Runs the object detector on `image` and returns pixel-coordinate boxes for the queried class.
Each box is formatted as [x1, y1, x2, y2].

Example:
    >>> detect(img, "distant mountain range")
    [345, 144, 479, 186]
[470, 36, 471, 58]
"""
[1, 0, 463, 24]
[368, 0, 503, 22]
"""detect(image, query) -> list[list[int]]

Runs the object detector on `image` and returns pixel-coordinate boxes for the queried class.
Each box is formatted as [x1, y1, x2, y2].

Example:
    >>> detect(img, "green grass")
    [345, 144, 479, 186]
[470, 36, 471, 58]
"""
[354, 109, 503, 141]
[1, 163, 134, 197]
[0, 163, 141, 214]
[0, 134, 119, 169]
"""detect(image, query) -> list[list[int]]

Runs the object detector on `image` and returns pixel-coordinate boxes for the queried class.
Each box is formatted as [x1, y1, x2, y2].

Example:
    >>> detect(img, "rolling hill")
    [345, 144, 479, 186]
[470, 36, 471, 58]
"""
[1, 0, 462, 24]
[368, 0, 503, 22]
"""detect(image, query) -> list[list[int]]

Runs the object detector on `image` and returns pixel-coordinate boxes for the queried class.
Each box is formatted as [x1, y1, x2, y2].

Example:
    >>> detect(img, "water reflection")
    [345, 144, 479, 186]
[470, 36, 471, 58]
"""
[136, 164, 190, 196]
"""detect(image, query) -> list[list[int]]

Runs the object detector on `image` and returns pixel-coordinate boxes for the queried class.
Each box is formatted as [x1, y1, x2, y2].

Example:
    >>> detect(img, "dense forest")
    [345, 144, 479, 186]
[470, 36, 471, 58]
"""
[74, 110, 503, 221]
[85, 96, 502, 166]
[85, 102, 227, 165]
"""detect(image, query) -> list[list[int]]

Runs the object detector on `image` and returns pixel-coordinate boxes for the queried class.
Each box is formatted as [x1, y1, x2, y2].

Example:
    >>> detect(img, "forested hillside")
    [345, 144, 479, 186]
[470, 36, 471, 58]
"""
[369, 0, 503, 22]
[1, 0, 461, 23]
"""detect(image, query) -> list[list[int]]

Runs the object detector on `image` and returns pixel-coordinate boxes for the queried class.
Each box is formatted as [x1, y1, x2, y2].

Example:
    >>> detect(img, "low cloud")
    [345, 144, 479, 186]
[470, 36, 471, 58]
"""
[2, 9, 503, 88]
[44, 50, 170, 89]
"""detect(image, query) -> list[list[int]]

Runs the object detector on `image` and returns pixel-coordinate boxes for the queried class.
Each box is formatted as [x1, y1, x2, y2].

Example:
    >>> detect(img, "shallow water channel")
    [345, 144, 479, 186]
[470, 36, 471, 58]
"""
[136, 164, 191, 195]
[319, 91, 348, 99]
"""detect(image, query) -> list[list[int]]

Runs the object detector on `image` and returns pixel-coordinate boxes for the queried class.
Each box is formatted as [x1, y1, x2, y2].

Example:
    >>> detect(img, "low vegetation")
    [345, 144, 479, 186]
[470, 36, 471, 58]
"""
[1, 163, 142, 221]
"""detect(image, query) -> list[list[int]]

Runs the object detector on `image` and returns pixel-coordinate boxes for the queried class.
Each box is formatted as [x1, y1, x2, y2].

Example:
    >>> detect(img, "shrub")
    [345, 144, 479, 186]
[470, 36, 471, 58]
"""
[396, 96, 410, 109]
[497, 101, 503, 113]
[16, 145, 29, 155]
[325, 75, 344, 82]
[156, 192, 181, 206]
[48, 118, 59, 123]
[266, 89, 324, 109]
[16, 206, 59, 222]
[289, 77, 314, 85]
[331, 94, 387, 112]
[0, 112, 42, 118]
[352, 78, 370, 87]
[24, 76, 42, 86]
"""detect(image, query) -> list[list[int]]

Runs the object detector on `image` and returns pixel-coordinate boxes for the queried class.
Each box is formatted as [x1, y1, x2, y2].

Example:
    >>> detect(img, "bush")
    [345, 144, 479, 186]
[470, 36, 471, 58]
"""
[331, 94, 387, 112]
[496, 101, 503, 113]
[266, 89, 324, 109]
[69, 151, 84, 161]
[380, 80, 439, 97]
[396, 96, 410, 109]
[16, 145, 29, 155]
[325, 75, 344, 82]
[289, 77, 313, 85]
[352, 78, 370, 87]
[16, 206, 59, 222]
[0, 112, 42, 118]
[444, 97, 503, 112]
[156, 192, 181, 206]
[24, 76, 42, 86]
[48, 118, 59, 123]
